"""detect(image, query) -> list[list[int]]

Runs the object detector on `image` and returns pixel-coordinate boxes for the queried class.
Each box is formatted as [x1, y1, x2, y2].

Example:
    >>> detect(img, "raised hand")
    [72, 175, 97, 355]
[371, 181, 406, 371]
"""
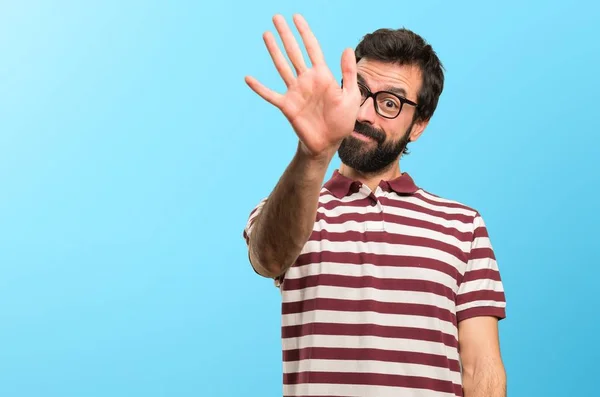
[245, 14, 362, 160]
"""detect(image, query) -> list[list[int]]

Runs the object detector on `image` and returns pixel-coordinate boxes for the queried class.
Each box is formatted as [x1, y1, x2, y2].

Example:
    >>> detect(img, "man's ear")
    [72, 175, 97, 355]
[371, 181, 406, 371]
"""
[408, 118, 429, 143]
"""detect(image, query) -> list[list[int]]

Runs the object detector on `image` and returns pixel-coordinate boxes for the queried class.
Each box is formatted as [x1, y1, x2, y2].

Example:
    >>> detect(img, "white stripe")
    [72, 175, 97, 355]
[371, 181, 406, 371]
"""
[282, 334, 459, 361]
[456, 300, 506, 313]
[317, 204, 473, 233]
[282, 309, 458, 339]
[472, 236, 492, 249]
[284, 359, 462, 384]
[314, 219, 471, 253]
[283, 285, 454, 311]
[465, 257, 498, 272]
[319, 190, 364, 204]
[285, 261, 458, 290]
[459, 279, 504, 295]
[319, 192, 339, 204]
[301, 240, 467, 274]
[283, 383, 458, 397]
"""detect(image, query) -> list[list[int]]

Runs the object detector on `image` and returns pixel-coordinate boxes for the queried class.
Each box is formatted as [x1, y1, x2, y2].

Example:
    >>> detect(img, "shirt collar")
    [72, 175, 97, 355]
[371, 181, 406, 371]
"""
[324, 169, 419, 199]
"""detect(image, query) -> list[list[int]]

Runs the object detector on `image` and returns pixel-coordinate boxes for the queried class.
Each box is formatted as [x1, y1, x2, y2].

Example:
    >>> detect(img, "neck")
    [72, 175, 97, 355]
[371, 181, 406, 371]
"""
[338, 160, 402, 191]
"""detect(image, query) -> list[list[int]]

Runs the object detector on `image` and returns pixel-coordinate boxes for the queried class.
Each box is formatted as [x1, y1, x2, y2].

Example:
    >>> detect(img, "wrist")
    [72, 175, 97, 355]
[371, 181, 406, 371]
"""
[294, 141, 334, 182]
[296, 140, 336, 167]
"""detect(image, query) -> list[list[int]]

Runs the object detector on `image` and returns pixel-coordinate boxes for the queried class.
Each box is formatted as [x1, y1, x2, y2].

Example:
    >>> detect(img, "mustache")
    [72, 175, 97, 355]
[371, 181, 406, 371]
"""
[354, 121, 385, 144]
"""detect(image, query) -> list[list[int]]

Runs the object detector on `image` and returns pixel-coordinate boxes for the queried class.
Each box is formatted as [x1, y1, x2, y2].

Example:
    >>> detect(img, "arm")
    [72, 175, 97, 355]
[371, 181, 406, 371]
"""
[458, 316, 506, 397]
[455, 212, 507, 396]
[244, 14, 361, 278]
[248, 144, 331, 278]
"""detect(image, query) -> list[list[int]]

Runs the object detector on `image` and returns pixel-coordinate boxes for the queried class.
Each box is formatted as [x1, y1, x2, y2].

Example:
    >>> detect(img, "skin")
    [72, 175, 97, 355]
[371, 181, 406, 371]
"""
[339, 59, 428, 190]
[244, 13, 506, 397]
[244, 13, 361, 278]
[459, 316, 507, 396]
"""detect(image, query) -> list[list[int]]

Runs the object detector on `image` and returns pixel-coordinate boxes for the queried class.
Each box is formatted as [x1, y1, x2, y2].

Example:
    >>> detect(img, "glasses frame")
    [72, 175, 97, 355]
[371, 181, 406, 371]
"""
[342, 79, 419, 119]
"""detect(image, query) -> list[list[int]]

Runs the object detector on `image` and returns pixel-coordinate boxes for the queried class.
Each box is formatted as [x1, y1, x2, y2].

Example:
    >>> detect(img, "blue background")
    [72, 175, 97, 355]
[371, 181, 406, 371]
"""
[1, 1, 598, 396]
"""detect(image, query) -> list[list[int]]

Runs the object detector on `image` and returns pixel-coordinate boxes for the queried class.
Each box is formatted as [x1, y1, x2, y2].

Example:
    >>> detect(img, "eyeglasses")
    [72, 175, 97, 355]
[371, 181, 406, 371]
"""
[342, 80, 418, 119]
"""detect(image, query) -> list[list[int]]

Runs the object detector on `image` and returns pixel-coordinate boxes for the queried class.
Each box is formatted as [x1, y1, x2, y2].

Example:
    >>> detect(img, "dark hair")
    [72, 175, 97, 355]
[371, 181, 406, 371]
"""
[355, 28, 445, 123]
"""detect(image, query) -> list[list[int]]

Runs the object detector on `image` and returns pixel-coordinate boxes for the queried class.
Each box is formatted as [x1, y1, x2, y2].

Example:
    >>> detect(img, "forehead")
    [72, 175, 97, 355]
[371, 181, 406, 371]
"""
[356, 58, 422, 98]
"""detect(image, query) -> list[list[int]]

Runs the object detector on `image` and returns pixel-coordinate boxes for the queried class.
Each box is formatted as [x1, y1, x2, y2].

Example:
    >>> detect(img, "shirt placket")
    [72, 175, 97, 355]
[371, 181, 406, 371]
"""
[362, 185, 386, 233]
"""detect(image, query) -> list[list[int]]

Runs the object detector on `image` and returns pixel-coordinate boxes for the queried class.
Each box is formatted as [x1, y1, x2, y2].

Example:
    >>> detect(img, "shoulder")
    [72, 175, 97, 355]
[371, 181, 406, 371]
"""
[415, 188, 478, 213]
[412, 188, 496, 254]
[412, 188, 483, 225]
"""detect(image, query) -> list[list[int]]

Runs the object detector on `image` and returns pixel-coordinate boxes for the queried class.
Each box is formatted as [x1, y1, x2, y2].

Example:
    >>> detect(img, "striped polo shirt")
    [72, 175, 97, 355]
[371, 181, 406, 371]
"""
[244, 169, 506, 397]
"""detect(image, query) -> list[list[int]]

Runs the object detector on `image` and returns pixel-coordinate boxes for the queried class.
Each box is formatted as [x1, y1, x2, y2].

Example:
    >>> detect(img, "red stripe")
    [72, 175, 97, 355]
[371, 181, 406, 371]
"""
[469, 247, 496, 260]
[461, 268, 502, 283]
[320, 197, 372, 211]
[473, 224, 489, 239]
[282, 298, 456, 324]
[283, 347, 461, 372]
[284, 274, 456, 301]
[316, 211, 473, 242]
[413, 191, 476, 212]
[294, 251, 460, 282]
[284, 371, 462, 395]
[457, 306, 506, 322]
[382, 198, 475, 224]
[321, 198, 474, 224]
[308, 230, 468, 262]
[282, 322, 458, 348]
[456, 290, 506, 306]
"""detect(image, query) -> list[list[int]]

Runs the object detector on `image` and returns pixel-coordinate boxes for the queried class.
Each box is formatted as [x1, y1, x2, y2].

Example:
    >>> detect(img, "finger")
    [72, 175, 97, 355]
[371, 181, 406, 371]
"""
[293, 14, 325, 66]
[245, 76, 284, 108]
[263, 31, 295, 87]
[341, 48, 358, 91]
[272, 14, 307, 75]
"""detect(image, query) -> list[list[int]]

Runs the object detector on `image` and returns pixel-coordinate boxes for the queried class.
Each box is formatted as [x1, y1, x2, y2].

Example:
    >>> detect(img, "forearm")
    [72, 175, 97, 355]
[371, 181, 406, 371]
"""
[462, 360, 506, 397]
[249, 142, 332, 278]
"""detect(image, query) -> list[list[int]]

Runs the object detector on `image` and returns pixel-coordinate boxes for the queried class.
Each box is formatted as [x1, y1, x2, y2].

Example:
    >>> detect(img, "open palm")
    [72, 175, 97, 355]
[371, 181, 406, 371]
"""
[245, 14, 362, 159]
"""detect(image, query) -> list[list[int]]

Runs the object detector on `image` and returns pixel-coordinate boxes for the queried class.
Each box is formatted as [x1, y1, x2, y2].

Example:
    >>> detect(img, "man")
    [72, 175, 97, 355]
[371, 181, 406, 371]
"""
[243, 13, 507, 397]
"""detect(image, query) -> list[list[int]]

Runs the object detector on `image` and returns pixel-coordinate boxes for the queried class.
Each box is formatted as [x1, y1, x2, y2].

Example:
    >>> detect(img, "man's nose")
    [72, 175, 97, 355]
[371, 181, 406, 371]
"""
[356, 97, 377, 125]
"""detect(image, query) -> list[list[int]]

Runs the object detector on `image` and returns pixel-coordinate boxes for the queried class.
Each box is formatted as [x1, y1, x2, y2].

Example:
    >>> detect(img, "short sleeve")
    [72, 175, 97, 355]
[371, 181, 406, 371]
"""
[242, 198, 282, 287]
[243, 197, 267, 247]
[456, 213, 507, 322]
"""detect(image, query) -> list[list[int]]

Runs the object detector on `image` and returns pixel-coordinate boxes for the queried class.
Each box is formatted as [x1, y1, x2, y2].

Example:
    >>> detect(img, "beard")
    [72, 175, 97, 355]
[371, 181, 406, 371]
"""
[337, 121, 412, 174]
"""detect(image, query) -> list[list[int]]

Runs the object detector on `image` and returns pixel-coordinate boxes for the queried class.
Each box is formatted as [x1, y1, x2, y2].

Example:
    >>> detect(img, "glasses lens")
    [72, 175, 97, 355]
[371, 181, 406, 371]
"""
[358, 85, 369, 103]
[375, 93, 401, 118]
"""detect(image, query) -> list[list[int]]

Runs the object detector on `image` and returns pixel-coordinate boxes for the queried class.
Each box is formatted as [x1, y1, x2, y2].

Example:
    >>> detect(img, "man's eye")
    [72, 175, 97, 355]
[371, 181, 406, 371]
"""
[379, 97, 399, 109]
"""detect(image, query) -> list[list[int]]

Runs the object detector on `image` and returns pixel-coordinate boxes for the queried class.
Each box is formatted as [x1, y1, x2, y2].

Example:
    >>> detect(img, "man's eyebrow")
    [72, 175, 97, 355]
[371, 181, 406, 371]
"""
[357, 73, 408, 98]
[384, 85, 408, 98]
